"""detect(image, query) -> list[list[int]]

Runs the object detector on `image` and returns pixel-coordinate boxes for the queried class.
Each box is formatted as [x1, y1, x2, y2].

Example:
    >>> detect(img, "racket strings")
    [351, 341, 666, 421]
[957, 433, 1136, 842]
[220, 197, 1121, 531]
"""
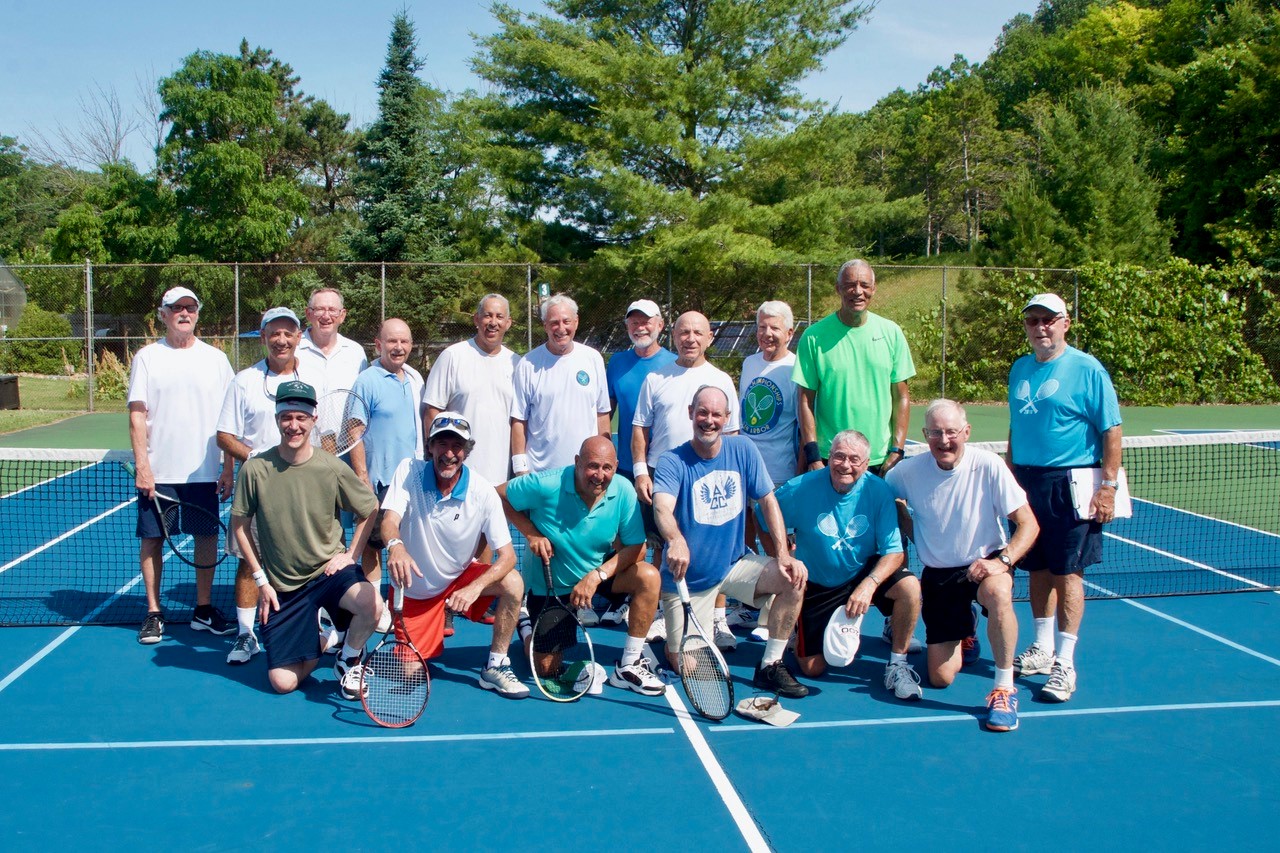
[531, 605, 591, 700]
[680, 635, 732, 719]
[363, 644, 429, 726]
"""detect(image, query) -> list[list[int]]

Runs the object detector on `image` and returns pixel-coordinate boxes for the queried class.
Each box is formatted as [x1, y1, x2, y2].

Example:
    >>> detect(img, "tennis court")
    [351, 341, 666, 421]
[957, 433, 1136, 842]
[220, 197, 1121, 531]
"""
[0, 420, 1277, 850]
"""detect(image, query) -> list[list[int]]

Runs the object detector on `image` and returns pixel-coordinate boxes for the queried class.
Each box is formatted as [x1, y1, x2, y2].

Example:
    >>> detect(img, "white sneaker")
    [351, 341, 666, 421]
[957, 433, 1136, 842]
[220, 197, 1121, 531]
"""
[646, 613, 667, 643]
[600, 601, 629, 626]
[881, 616, 923, 654]
[318, 609, 341, 655]
[884, 661, 923, 701]
[1040, 660, 1077, 702]
[749, 626, 770, 643]
[608, 657, 667, 696]
[335, 654, 365, 701]
[479, 658, 530, 699]
[1014, 643, 1055, 676]
[576, 606, 600, 627]
[226, 633, 260, 665]
[713, 617, 737, 651]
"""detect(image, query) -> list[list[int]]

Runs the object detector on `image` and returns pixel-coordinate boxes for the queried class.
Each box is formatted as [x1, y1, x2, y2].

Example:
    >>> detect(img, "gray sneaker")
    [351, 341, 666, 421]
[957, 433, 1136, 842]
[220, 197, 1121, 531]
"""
[1014, 643, 1055, 676]
[884, 661, 923, 701]
[713, 617, 738, 651]
[479, 658, 530, 699]
[1040, 660, 1077, 702]
[226, 633, 260, 665]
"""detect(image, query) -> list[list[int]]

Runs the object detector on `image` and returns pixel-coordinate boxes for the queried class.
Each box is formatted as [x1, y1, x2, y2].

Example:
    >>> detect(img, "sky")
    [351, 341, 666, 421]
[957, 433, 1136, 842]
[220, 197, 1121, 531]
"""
[1, 0, 1039, 169]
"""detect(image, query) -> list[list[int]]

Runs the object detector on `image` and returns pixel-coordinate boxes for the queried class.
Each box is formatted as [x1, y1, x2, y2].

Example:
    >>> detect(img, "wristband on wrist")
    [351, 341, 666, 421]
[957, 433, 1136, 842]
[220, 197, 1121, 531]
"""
[252, 570, 268, 588]
[511, 453, 530, 474]
[889, 446, 905, 456]
[803, 441, 821, 465]
[1100, 479, 1119, 489]
[633, 461, 649, 477]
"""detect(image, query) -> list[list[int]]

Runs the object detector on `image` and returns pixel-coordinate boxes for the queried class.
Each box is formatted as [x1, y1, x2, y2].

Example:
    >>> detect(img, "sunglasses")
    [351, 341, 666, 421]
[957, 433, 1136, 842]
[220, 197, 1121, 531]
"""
[1023, 315, 1062, 327]
[432, 416, 470, 432]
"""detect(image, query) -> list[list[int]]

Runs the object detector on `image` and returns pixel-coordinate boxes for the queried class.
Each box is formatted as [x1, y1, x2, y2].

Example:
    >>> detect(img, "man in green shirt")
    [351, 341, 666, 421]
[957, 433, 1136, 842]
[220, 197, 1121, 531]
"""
[793, 259, 915, 476]
[231, 380, 382, 700]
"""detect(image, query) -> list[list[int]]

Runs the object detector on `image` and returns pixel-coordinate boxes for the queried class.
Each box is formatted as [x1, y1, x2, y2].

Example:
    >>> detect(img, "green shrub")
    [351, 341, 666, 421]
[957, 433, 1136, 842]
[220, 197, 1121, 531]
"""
[0, 304, 79, 375]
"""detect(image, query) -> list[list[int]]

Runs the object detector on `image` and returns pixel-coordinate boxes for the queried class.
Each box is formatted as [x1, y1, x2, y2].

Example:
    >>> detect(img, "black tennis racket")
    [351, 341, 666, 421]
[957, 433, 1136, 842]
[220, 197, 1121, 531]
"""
[528, 557, 596, 702]
[361, 587, 430, 728]
[312, 388, 370, 457]
[122, 462, 229, 570]
[676, 578, 734, 721]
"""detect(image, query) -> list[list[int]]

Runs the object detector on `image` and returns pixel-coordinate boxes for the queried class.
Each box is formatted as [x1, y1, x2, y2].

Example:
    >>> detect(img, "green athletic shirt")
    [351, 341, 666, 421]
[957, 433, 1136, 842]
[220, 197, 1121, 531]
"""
[231, 446, 379, 592]
[792, 311, 916, 465]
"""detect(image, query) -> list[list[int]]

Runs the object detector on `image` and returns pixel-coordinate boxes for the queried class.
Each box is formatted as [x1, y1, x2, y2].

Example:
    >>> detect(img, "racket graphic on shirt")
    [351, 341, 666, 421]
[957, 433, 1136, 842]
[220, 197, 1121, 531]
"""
[312, 389, 370, 457]
[817, 513, 870, 550]
[1018, 379, 1059, 414]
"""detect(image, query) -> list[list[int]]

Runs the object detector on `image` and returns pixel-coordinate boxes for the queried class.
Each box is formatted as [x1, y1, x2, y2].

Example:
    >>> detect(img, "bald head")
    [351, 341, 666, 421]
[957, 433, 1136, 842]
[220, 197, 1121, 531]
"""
[376, 318, 413, 372]
[575, 435, 619, 502]
[673, 311, 713, 366]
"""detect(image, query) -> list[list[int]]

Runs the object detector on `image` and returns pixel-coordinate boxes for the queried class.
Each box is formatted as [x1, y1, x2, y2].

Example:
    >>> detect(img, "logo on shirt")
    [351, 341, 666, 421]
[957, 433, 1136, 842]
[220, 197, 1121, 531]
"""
[742, 378, 783, 435]
[692, 471, 742, 526]
[1014, 378, 1060, 414]
[576, 370, 590, 386]
[817, 512, 869, 551]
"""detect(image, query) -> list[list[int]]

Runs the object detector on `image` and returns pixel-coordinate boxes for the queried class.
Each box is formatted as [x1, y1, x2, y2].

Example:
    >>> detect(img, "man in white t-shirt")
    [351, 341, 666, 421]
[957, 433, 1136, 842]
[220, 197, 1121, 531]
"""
[510, 294, 610, 475]
[380, 412, 527, 698]
[128, 286, 235, 646]
[885, 399, 1040, 733]
[216, 306, 303, 664]
[295, 287, 367, 395]
[422, 293, 520, 486]
[632, 311, 738, 648]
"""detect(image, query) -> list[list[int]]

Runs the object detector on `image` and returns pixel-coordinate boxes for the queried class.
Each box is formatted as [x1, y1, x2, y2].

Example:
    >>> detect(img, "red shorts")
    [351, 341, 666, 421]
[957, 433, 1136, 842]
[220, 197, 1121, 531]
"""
[396, 562, 495, 659]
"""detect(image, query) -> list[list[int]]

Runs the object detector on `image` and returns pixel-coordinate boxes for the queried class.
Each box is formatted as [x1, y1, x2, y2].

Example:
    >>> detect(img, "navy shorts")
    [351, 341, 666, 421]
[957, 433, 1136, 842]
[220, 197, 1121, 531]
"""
[1013, 465, 1101, 575]
[921, 566, 986, 645]
[260, 565, 365, 669]
[136, 481, 219, 539]
[795, 560, 910, 659]
[527, 566, 628, 618]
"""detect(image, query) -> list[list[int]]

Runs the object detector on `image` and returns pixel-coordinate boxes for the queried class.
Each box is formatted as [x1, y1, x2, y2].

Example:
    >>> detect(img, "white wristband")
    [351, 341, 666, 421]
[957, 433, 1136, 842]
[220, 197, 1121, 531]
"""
[512, 453, 530, 474]
[252, 570, 269, 588]
[632, 461, 649, 477]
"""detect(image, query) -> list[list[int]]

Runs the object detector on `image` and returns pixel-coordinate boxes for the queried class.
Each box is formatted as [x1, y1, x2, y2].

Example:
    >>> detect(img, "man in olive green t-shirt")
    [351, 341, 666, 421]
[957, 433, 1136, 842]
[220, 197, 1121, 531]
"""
[793, 259, 915, 476]
[231, 380, 381, 699]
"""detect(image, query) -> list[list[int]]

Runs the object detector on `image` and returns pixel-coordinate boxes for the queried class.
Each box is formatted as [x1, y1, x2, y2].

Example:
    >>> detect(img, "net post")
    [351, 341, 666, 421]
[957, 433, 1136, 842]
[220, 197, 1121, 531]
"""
[85, 258, 95, 412]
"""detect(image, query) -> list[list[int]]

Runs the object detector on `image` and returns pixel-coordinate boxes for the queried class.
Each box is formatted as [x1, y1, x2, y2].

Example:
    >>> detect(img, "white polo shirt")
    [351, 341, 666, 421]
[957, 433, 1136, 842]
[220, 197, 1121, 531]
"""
[381, 458, 512, 599]
[217, 360, 298, 455]
[510, 342, 609, 473]
[296, 330, 367, 396]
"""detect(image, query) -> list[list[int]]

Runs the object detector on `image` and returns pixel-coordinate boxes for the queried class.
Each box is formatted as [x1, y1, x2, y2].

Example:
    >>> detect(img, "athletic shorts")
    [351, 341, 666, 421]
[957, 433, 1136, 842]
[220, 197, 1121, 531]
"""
[260, 565, 365, 669]
[399, 562, 496, 659]
[135, 481, 219, 540]
[660, 553, 772, 651]
[1013, 465, 1101, 575]
[367, 484, 390, 550]
[920, 566, 986, 645]
[794, 560, 911, 659]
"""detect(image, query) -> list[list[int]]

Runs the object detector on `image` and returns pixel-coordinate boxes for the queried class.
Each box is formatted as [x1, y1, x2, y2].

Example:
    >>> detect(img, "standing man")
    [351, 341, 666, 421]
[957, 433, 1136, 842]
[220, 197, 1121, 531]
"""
[216, 306, 303, 664]
[296, 287, 367, 396]
[230, 381, 382, 698]
[510, 294, 610, 475]
[128, 286, 235, 645]
[606, 298, 676, 481]
[422, 294, 521, 486]
[381, 412, 528, 698]
[499, 436, 667, 696]
[1008, 294, 1122, 703]
[769, 430, 923, 701]
[652, 386, 809, 698]
[886, 400, 1040, 730]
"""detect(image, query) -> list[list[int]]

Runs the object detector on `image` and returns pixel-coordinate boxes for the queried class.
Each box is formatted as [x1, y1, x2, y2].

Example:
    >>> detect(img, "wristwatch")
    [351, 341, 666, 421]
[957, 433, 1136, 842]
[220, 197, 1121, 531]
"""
[1100, 479, 1119, 489]
[596, 569, 609, 583]
[997, 553, 1013, 568]
[386, 538, 404, 550]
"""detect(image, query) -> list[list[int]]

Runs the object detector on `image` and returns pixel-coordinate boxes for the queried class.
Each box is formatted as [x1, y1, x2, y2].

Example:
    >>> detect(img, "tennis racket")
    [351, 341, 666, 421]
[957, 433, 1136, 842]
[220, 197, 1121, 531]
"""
[122, 461, 228, 570]
[675, 578, 734, 721]
[528, 556, 596, 702]
[312, 388, 370, 457]
[361, 586, 430, 728]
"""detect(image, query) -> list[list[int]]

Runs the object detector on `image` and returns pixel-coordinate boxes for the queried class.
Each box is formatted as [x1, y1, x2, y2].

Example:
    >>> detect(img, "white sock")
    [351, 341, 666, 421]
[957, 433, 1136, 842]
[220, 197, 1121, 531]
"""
[889, 652, 908, 665]
[621, 635, 644, 666]
[236, 606, 256, 636]
[487, 651, 507, 669]
[994, 667, 1014, 690]
[1034, 617, 1054, 650]
[1056, 631, 1077, 666]
[714, 607, 727, 623]
[339, 642, 362, 662]
[762, 637, 787, 665]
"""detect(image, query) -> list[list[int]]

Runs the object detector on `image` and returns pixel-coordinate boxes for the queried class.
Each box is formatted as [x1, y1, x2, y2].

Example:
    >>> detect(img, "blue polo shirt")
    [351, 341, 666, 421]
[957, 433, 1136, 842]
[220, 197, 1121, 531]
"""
[503, 466, 646, 595]
[351, 362, 422, 490]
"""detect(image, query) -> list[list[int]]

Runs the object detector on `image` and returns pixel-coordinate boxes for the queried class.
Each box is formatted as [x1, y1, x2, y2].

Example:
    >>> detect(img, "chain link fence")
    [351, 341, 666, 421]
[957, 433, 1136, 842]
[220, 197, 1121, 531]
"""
[3, 260, 1277, 410]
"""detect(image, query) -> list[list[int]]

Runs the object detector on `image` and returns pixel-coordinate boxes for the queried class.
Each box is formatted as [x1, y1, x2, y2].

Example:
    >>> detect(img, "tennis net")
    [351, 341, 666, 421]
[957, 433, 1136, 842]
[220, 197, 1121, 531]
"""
[0, 431, 1277, 626]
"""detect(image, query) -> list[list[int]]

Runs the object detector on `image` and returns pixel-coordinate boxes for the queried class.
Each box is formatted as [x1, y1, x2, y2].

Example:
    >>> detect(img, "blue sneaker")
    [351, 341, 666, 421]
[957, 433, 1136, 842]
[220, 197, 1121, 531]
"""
[962, 602, 981, 666]
[985, 687, 1019, 732]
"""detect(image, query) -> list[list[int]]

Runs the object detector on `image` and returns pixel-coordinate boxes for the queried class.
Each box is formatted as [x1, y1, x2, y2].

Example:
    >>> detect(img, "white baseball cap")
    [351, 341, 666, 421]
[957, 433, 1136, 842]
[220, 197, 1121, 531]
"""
[625, 299, 661, 318]
[1022, 293, 1068, 316]
[823, 607, 864, 668]
[161, 286, 201, 309]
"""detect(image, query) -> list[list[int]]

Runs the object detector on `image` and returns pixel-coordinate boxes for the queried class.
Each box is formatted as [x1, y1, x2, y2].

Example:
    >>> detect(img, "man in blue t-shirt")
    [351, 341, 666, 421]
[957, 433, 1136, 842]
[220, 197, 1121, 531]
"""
[606, 299, 677, 479]
[767, 430, 923, 701]
[652, 385, 809, 698]
[1008, 293, 1122, 703]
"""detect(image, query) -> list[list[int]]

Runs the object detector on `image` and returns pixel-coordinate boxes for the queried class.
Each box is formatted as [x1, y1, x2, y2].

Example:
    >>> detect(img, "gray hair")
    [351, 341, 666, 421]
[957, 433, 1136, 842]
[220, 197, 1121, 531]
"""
[829, 429, 870, 457]
[836, 259, 875, 287]
[691, 384, 733, 416]
[307, 287, 345, 309]
[757, 300, 794, 329]
[476, 293, 510, 317]
[924, 398, 968, 426]
[540, 293, 579, 322]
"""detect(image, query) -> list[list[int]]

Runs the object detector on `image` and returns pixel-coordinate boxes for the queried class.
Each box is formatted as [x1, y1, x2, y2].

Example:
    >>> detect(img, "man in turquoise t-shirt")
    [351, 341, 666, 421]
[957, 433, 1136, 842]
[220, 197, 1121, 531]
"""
[499, 436, 666, 695]
[793, 259, 915, 474]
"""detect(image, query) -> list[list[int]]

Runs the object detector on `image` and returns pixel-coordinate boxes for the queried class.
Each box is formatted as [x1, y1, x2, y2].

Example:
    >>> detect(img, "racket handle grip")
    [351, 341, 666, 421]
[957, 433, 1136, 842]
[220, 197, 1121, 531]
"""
[676, 578, 691, 602]
[394, 585, 405, 611]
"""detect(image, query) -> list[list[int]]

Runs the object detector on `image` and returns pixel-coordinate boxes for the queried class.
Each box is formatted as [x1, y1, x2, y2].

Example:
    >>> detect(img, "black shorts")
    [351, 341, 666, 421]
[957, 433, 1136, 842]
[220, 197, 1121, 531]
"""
[795, 560, 911, 659]
[367, 484, 390, 550]
[527, 569, 628, 618]
[135, 481, 219, 539]
[921, 566, 986, 645]
[1013, 465, 1101, 575]
[260, 566, 365, 669]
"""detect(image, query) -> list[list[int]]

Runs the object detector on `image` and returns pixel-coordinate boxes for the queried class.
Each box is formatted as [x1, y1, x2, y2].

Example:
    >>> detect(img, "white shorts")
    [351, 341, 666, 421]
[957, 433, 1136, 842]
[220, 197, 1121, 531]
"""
[661, 553, 773, 650]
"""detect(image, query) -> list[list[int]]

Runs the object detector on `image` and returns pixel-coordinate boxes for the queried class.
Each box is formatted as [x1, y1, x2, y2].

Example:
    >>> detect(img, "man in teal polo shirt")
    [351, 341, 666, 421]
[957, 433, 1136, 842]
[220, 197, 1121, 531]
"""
[498, 435, 666, 695]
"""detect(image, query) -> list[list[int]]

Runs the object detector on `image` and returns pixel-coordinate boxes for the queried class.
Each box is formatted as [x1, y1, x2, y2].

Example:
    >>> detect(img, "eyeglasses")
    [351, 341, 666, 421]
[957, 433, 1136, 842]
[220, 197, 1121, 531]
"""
[308, 306, 344, 316]
[1023, 315, 1062, 327]
[432, 416, 470, 432]
[924, 428, 964, 440]
[168, 303, 199, 314]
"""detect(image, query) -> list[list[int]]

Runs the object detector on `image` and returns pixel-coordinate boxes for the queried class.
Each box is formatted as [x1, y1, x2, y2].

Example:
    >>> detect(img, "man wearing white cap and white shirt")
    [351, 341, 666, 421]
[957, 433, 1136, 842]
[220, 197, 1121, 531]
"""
[886, 399, 1039, 731]
[217, 306, 304, 663]
[1008, 293, 1122, 703]
[510, 294, 610, 475]
[128, 286, 236, 645]
[296, 287, 367, 397]
[422, 294, 521, 486]
[380, 411, 528, 698]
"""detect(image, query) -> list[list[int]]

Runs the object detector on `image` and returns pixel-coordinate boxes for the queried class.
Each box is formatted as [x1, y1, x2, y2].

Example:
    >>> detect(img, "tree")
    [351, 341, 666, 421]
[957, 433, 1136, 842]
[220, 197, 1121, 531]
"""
[0, 137, 69, 260]
[348, 13, 453, 263]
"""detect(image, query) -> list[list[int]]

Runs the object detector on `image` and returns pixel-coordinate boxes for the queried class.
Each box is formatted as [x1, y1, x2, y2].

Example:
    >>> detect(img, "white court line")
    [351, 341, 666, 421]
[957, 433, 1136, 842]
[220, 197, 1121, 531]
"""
[662, 687, 771, 852]
[0, 497, 136, 576]
[706, 699, 1280, 733]
[1129, 495, 1280, 542]
[1086, 579, 1280, 667]
[1104, 531, 1280, 595]
[0, 727, 675, 752]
